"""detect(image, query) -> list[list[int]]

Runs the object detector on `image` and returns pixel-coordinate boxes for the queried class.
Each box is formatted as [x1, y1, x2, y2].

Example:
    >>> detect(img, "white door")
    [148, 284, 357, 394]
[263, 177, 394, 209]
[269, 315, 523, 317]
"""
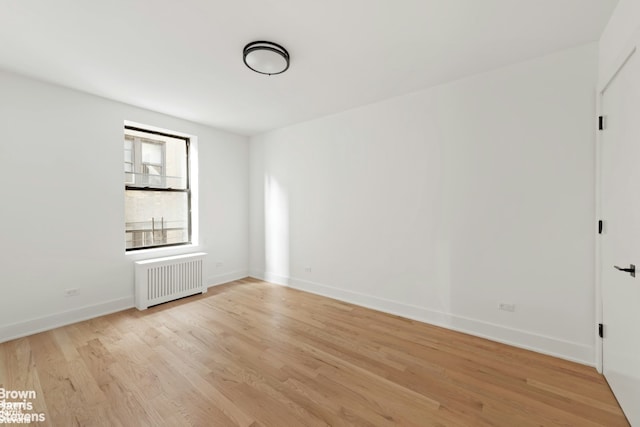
[601, 39, 640, 426]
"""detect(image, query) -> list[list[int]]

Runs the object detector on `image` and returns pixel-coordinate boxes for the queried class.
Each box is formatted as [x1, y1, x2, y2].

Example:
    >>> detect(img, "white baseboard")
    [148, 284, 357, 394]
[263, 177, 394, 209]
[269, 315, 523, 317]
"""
[0, 271, 249, 344]
[249, 271, 594, 366]
[0, 297, 134, 344]
[207, 270, 250, 288]
[3, 270, 594, 366]
[251, 270, 291, 286]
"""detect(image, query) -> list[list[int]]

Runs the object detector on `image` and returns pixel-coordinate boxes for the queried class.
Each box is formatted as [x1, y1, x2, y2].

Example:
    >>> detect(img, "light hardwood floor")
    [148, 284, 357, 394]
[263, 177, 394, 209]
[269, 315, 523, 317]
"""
[0, 278, 629, 426]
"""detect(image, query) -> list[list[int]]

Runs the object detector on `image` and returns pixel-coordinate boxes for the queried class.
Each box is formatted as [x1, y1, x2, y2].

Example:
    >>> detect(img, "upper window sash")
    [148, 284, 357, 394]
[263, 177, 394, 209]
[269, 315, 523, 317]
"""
[124, 128, 188, 190]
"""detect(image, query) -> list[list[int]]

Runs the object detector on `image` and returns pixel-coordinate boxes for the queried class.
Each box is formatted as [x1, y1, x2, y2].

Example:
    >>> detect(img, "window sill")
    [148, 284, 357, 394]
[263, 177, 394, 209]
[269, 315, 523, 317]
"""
[125, 243, 202, 261]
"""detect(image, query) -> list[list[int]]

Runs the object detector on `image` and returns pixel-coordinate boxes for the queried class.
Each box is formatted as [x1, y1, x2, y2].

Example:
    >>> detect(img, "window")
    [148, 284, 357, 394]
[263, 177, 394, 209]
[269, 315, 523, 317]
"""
[124, 126, 190, 250]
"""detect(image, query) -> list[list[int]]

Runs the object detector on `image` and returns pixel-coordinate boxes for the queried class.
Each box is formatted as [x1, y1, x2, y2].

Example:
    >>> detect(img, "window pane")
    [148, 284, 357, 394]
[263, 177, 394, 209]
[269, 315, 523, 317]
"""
[124, 129, 187, 189]
[163, 138, 187, 189]
[142, 164, 163, 186]
[125, 190, 189, 249]
[141, 141, 163, 164]
[144, 164, 161, 176]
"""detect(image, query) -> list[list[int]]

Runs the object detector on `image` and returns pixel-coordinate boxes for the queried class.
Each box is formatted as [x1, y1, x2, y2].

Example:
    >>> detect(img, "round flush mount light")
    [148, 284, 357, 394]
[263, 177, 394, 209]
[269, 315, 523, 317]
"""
[243, 41, 290, 75]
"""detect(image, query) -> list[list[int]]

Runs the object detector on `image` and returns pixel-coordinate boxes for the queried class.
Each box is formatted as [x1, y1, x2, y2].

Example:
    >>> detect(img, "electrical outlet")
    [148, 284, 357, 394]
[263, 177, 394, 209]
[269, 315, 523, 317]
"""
[65, 288, 79, 297]
[499, 303, 515, 312]
[304, 267, 312, 273]
[216, 261, 223, 268]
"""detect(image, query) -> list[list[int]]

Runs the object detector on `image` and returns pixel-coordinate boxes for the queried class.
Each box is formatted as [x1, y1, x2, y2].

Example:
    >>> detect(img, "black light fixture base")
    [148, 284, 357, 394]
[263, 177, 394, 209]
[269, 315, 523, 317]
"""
[243, 41, 290, 75]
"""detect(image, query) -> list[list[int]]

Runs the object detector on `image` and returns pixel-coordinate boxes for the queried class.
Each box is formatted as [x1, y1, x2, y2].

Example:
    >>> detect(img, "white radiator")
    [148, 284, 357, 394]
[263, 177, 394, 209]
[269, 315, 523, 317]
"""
[134, 252, 207, 310]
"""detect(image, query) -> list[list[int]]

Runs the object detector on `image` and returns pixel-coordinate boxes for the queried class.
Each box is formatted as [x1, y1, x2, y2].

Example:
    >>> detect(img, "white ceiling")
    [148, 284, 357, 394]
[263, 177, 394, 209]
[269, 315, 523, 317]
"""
[0, 0, 618, 136]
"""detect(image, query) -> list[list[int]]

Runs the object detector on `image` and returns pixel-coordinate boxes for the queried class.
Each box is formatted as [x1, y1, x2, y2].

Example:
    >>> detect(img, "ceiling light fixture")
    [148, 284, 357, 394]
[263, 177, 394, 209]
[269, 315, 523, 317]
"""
[243, 41, 290, 75]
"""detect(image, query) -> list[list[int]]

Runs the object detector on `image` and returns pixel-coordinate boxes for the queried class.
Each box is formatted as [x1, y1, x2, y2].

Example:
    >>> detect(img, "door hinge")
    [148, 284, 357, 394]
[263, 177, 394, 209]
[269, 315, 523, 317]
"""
[598, 115, 604, 131]
[598, 220, 603, 234]
[599, 323, 604, 338]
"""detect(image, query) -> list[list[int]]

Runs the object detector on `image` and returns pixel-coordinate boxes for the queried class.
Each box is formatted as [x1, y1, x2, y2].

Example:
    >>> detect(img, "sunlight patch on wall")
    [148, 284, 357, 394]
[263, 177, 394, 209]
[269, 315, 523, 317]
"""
[264, 175, 290, 277]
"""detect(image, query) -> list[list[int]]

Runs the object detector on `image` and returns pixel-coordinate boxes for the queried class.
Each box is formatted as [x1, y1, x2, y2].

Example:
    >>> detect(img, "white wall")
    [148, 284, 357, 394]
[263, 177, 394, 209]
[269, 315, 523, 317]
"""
[0, 70, 249, 342]
[599, 0, 640, 87]
[250, 43, 598, 364]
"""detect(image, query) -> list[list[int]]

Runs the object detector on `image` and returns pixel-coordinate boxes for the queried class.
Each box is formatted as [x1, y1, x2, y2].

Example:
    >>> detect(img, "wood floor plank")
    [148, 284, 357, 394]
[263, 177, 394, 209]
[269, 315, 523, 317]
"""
[153, 344, 256, 427]
[0, 279, 630, 426]
[0, 338, 52, 426]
